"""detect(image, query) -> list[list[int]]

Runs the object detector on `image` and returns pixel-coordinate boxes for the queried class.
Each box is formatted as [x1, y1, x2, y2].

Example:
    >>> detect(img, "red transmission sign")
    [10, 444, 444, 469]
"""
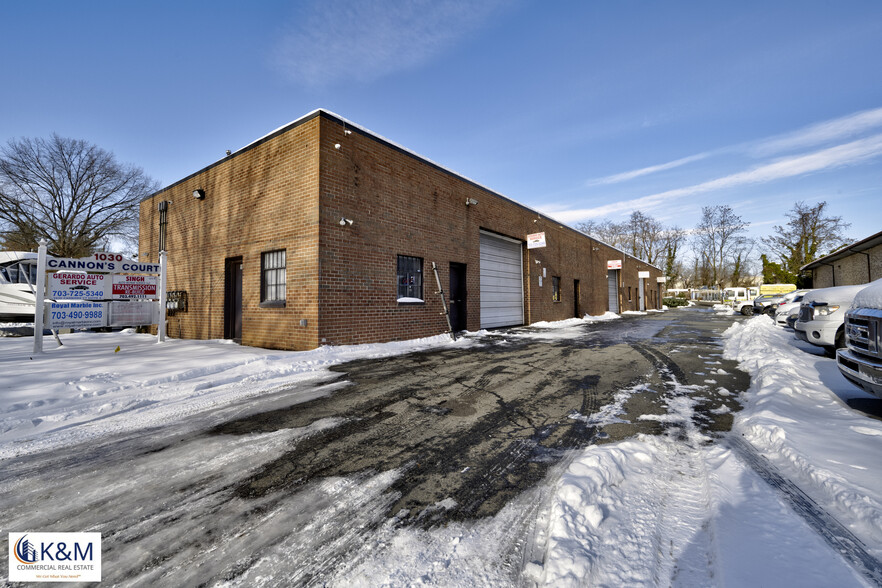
[112, 274, 158, 300]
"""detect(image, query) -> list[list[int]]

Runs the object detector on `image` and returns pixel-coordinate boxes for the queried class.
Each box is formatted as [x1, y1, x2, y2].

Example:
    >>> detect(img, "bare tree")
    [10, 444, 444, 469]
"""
[662, 225, 687, 285]
[0, 134, 159, 257]
[575, 219, 628, 250]
[693, 205, 750, 288]
[761, 201, 850, 284]
[578, 210, 683, 267]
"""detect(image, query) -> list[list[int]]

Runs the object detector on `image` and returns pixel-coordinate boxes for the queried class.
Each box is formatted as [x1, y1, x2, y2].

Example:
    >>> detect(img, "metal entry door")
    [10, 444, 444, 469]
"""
[224, 258, 243, 341]
[449, 262, 468, 332]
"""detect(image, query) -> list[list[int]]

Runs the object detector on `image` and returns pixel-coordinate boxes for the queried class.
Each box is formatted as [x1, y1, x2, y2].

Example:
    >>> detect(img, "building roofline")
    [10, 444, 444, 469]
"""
[801, 229, 882, 271]
[143, 108, 662, 271]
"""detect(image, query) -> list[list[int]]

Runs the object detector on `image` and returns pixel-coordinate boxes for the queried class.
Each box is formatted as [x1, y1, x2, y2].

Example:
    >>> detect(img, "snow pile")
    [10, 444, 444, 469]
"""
[852, 278, 882, 308]
[723, 315, 882, 549]
[537, 384, 866, 587]
[529, 312, 621, 329]
[713, 303, 735, 315]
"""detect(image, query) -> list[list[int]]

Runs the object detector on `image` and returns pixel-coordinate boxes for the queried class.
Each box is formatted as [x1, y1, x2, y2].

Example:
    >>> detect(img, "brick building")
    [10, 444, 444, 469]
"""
[801, 229, 882, 288]
[139, 110, 663, 351]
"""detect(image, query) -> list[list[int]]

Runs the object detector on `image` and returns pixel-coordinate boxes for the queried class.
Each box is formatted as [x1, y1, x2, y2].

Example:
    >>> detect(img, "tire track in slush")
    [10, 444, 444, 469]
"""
[630, 343, 720, 586]
[634, 342, 882, 587]
[729, 436, 882, 587]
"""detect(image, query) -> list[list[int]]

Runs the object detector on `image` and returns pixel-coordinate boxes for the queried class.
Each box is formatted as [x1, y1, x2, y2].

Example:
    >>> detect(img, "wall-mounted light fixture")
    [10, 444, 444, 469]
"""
[339, 217, 354, 226]
[465, 198, 479, 206]
[192, 189, 205, 200]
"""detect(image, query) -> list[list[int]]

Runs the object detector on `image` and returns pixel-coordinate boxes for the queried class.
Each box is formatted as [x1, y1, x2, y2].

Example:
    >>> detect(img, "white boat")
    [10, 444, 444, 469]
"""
[0, 251, 39, 322]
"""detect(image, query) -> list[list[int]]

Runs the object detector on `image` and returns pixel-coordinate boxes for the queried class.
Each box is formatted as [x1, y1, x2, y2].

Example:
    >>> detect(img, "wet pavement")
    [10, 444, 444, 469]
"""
[212, 306, 751, 526]
[0, 307, 756, 587]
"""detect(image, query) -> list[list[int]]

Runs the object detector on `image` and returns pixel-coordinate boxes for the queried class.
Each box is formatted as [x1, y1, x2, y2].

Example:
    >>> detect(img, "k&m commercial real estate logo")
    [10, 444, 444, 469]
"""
[8, 532, 101, 583]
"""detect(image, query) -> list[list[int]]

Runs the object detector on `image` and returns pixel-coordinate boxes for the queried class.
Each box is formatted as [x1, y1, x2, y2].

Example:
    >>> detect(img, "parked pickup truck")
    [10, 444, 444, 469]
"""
[837, 279, 882, 399]
[794, 283, 873, 357]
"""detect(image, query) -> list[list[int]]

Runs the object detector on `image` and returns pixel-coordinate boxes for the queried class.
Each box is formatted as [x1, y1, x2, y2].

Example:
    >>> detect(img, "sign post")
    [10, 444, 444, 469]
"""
[33, 240, 48, 354]
[31, 249, 167, 352]
[158, 251, 167, 343]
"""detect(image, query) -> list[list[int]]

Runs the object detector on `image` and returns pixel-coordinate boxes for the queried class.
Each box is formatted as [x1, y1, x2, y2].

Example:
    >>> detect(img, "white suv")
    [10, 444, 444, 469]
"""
[794, 284, 872, 357]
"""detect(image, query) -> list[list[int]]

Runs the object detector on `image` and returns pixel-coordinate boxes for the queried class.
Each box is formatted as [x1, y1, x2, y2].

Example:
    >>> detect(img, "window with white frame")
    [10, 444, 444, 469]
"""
[261, 249, 286, 306]
[397, 255, 423, 302]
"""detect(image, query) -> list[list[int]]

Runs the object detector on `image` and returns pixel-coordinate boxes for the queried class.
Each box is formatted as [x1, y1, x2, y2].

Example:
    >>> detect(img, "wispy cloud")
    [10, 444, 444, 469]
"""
[272, 0, 507, 86]
[752, 106, 882, 156]
[544, 132, 882, 223]
[584, 106, 882, 188]
[586, 152, 711, 186]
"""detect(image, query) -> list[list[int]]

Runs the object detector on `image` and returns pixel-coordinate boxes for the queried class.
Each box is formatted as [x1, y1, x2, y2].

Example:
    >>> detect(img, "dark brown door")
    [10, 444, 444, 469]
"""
[574, 279, 581, 318]
[449, 262, 467, 332]
[224, 257, 243, 341]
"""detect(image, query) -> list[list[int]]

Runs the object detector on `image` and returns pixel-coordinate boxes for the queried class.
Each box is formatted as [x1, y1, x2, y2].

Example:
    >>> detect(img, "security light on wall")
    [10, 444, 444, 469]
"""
[465, 198, 479, 206]
[192, 189, 205, 200]
[339, 217, 354, 226]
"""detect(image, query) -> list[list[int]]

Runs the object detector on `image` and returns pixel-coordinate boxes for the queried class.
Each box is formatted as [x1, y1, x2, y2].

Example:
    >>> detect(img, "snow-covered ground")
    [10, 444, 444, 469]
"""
[2, 311, 881, 586]
[0, 329, 478, 458]
[535, 313, 882, 587]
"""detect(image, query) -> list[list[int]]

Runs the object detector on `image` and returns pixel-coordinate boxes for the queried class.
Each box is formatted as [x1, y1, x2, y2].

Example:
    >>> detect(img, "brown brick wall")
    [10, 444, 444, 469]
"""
[139, 111, 662, 351]
[139, 117, 322, 351]
[314, 114, 661, 346]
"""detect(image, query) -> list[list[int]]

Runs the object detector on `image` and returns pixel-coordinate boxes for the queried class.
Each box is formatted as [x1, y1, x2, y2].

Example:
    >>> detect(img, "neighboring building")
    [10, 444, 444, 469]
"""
[139, 110, 663, 351]
[801, 230, 882, 289]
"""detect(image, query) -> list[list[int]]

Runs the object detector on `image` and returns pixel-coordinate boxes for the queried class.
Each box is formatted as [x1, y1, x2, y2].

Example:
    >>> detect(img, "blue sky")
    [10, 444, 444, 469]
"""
[3, 1, 881, 250]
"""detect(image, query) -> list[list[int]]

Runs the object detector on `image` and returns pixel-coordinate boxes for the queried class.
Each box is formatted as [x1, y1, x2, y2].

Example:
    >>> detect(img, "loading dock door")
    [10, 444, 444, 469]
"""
[639, 278, 645, 311]
[480, 231, 524, 328]
[607, 269, 619, 313]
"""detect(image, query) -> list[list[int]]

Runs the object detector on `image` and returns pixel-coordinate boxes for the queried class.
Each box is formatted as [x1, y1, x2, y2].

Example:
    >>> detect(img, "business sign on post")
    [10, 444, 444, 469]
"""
[46, 253, 160, 274]
[109, 301, 156, 326]
[48, 273, 107, 300]
[112, 275, 158, 300]
[607, 260, 622, 270]
[46, 301, 107, 329]
[526, 232, 546, 249]
[34, 247, 169, 353]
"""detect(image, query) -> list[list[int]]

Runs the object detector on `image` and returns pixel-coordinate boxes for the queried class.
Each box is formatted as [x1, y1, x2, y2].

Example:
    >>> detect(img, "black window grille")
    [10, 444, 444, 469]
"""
[397, 255, 423, 301]
[552, 276, 561, 302]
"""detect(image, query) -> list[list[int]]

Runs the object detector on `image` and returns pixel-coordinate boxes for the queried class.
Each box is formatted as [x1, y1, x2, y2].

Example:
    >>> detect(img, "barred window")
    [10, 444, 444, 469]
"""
[261, 249, 286, 305]
[397, 255, 423, 302]
[552, 276, 561, 302]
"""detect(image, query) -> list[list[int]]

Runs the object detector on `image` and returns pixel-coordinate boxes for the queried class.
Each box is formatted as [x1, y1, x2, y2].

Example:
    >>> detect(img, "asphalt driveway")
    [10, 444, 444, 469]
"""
[212, 306, 750, 526]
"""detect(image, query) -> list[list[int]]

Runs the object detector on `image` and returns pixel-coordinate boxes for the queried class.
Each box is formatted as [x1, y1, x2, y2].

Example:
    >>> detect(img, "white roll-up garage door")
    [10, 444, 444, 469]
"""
[480, 231, 524, 328]
[607, 269, 619, 313]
